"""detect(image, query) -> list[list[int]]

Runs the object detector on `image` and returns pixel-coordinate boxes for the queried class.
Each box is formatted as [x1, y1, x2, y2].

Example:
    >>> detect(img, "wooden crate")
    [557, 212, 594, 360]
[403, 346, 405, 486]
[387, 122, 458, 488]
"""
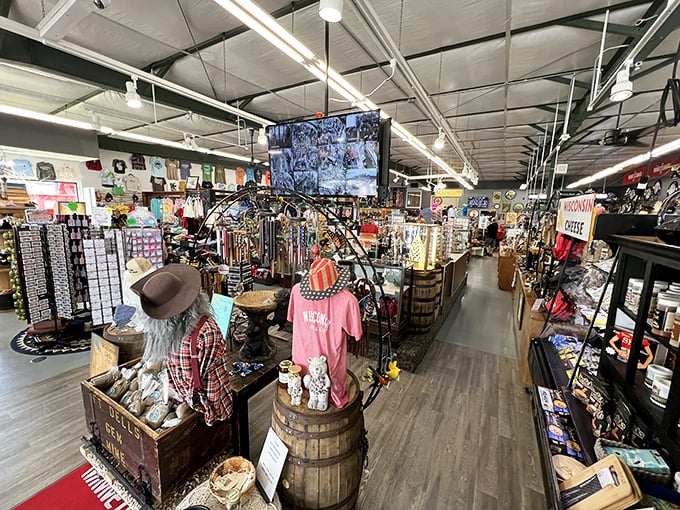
[81, 369, 230, 502]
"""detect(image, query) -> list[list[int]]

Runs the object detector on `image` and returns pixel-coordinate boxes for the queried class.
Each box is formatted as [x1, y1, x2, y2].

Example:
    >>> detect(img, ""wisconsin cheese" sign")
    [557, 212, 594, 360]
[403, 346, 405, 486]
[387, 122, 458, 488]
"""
[556, 194, 596, 241]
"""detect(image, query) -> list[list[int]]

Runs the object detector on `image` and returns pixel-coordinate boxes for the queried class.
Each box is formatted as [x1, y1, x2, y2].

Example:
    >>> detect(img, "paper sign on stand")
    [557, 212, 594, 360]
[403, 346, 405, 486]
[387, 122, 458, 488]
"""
[89, 333, 119, 377]
[256, 427, 289, 503]
[210, 293, 234, 340]
[556, 193, 597, 242]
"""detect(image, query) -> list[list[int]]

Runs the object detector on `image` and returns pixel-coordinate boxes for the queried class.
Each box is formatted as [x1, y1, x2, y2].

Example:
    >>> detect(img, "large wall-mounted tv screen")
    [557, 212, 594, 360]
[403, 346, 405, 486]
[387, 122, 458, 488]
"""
[267, 110, 380, 196]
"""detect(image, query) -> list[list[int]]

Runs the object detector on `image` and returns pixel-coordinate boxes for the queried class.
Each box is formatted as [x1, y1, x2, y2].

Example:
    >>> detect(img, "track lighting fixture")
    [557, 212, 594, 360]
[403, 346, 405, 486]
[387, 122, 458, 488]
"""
[610, 64, 633, 102]
[433, 128, 445, 151]
[257, 127, 268, 145]
[125, 77, 142, 109]
[319, 0, 343, 22]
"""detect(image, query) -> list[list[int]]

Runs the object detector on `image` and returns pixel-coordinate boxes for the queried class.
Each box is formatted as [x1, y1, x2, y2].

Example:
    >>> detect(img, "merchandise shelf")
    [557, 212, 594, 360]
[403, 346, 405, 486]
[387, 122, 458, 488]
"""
[600, 353, 666, 429]
[616, 304, 680, 355]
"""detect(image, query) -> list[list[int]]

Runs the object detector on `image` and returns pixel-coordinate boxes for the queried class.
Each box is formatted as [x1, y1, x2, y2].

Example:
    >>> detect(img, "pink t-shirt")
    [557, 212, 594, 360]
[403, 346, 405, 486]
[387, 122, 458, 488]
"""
[288, 285, 362, 408]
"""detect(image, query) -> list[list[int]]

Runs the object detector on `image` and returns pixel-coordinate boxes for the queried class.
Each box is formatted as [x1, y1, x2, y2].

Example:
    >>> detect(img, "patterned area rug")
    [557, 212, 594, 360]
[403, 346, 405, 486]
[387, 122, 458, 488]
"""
[10, 328, 91, 356]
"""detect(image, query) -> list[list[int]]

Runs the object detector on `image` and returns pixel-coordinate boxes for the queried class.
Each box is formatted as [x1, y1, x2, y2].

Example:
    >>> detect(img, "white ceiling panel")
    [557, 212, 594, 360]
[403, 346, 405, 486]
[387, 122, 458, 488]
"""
[396, 0, 506, 56]
[510, 26, 620, 82]
[410, 39, 506, 94]
[437, 88, 508, 118]
[507, 81, 572, 109]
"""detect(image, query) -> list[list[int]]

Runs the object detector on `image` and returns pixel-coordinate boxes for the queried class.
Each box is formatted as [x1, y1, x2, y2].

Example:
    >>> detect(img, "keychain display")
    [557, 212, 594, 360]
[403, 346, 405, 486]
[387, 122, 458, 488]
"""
[56, 214, 91, 305]
[123, 228, 164, 268]
[85, 230, 125, 326]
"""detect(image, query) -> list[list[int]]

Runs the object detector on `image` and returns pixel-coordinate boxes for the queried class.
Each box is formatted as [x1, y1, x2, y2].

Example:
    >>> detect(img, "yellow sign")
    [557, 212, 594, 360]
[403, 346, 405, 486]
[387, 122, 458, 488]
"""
[434, 189, 463, 198]
[90, 334, 120, 377]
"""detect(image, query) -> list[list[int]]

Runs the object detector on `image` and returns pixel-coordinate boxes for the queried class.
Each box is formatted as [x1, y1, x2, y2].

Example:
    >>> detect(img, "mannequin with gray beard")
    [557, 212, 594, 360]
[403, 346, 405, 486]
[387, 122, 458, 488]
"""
[133, 264, 233, 426]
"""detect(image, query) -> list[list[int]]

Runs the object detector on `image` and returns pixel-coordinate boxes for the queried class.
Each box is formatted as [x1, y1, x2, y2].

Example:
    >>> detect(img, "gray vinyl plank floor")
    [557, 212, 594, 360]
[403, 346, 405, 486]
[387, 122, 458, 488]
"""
[437, 255, 518, 359]
[1, 258, 545, 509]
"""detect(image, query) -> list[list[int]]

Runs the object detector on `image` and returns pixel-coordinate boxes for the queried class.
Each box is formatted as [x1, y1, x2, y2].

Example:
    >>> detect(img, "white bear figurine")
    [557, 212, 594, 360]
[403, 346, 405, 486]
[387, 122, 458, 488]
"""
[287, 375, 303, 407]
[303, 355, 331, 411]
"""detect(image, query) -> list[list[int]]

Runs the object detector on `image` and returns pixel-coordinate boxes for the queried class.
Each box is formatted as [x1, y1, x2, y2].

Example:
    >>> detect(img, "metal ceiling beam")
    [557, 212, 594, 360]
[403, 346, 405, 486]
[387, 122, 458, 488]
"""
[545, 76, 590, 89]
[0, 0, 12, 51]
[97, 135, 258, 168]
[50, 90, 103, 115]
[0, 30, 265, 129]
[560, 19, 641, 37]
[143, 0, 319, 75]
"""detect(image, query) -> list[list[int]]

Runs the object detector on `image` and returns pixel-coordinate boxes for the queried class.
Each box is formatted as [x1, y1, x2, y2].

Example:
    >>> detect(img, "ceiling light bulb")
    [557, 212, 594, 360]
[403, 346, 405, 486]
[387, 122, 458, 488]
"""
[610, 66, 633, 102]
[257, 127, 268, 145]
[319, 0, 343, 22]
[433, 129, 445, 151]
[125, 80, 142, 109]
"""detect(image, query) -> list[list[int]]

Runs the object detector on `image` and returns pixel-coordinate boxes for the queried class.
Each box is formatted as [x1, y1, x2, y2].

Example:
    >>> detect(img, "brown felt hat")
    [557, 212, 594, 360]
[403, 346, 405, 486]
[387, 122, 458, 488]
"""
[131, 264, 201, 319]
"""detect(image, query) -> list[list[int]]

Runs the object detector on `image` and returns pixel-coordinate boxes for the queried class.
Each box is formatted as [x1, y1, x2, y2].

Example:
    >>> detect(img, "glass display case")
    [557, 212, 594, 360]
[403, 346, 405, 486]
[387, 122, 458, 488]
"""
[353, 261, 412, 327]
[441, 221, 471, 257]
[400, 223, 442, 270]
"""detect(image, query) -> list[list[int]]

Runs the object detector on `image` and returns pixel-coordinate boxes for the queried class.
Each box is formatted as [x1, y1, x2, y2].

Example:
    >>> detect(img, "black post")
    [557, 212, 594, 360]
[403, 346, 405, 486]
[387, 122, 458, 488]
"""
[568, 249, 620, 388]
[324, 21, 330, 116]
[541, 238, 575, 334]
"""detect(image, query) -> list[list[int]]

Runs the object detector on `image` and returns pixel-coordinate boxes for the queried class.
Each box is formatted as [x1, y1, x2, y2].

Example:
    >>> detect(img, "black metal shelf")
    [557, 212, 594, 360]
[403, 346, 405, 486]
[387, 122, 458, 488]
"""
[615, 304, 680, 355]
[600, 353, 665, 428]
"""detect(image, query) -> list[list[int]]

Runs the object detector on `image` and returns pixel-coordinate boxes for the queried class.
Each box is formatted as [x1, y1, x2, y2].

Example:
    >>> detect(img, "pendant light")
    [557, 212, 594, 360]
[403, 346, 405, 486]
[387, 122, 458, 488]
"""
[125, 78, 142, 109]
[319, 0, 343, 23]
[610, 64, 633, 102]
[257, 127, 268, 145]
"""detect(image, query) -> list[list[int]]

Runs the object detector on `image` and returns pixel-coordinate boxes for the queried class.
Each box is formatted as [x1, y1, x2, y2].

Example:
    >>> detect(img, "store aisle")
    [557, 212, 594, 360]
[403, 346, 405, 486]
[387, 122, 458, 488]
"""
[0, 310, 90, 392]
[438, 256, 517, 358]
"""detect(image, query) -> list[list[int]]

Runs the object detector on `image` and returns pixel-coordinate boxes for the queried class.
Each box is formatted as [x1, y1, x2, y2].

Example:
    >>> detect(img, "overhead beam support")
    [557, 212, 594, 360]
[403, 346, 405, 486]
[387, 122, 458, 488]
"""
[560, 18, 641, 37]
[0, 31, 264, 129]
[546, 76, 590, 89]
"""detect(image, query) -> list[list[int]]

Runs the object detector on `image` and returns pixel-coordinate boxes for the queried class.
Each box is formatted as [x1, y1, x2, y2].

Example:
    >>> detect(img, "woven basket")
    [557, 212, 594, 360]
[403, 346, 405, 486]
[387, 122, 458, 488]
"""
[594, 438, 672, 484]
[208, 456, 256, 504]
[233, 290, 278, 312]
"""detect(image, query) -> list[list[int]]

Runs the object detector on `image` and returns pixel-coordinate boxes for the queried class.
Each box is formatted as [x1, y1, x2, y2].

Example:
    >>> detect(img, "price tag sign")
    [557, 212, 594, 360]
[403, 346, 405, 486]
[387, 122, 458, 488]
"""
[256, 427, 289, 503]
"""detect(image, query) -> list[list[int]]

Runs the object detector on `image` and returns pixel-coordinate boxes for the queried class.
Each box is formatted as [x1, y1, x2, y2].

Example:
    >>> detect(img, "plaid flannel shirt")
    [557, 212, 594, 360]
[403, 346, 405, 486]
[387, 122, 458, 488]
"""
[166, 316, 233, 426]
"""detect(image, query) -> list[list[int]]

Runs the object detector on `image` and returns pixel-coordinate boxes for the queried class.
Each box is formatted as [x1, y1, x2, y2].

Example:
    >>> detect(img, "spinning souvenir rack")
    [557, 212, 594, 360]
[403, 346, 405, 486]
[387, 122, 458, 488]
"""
[193, 185, 393, 410]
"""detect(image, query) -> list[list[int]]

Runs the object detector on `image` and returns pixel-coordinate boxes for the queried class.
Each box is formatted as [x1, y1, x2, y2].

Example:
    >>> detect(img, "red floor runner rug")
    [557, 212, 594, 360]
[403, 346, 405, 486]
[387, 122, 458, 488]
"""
[14, 464, 131, 510]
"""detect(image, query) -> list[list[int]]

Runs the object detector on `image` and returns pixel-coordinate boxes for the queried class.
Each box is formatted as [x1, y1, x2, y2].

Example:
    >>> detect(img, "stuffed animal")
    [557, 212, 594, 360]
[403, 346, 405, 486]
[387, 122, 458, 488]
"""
[303, 355, 331, 411]
[287, 375, 303, 407]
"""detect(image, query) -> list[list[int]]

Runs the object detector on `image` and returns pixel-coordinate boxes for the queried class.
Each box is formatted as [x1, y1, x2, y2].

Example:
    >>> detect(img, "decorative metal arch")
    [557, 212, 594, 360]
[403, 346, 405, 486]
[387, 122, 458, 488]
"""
[193, 185, 394, 410]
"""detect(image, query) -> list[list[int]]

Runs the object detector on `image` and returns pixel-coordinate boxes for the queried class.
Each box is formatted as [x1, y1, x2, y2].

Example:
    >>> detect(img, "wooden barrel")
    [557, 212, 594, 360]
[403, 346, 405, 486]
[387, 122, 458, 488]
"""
[408, 269, 439, 333]
[272, 371, 364, 510]
[103, 325, 145, 363]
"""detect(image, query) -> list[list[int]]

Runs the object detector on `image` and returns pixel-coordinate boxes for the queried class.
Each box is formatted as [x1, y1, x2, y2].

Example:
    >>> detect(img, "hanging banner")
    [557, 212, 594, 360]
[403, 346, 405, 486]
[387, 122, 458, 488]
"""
[622, 155, 680, 185]
[556, 193, 596, 241]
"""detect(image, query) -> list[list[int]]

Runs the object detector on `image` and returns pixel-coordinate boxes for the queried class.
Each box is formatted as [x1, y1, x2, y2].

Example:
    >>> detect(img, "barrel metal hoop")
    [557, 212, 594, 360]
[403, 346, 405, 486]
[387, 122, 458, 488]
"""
[272, 408, 357, 440]
[289, 490, 358, 510]
[286, 446, 360, 468]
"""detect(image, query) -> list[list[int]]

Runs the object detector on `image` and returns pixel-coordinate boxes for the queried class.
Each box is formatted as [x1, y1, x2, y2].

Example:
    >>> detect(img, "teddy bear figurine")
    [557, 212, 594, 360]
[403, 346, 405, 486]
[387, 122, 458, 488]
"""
[287, 373, 303, 407]
[303, 355, 331, 411]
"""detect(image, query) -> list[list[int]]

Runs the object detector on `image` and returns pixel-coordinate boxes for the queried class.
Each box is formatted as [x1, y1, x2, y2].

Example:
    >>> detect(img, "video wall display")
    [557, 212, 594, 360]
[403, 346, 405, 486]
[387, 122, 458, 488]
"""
[267, 111, 380, 196]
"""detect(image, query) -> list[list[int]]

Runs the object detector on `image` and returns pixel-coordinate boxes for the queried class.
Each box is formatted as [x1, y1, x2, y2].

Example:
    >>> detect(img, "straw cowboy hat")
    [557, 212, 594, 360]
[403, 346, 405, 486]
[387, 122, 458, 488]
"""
[300, 258, 351, 301]
[131, 264, 201, 319]
[126, 257, 154, 285]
